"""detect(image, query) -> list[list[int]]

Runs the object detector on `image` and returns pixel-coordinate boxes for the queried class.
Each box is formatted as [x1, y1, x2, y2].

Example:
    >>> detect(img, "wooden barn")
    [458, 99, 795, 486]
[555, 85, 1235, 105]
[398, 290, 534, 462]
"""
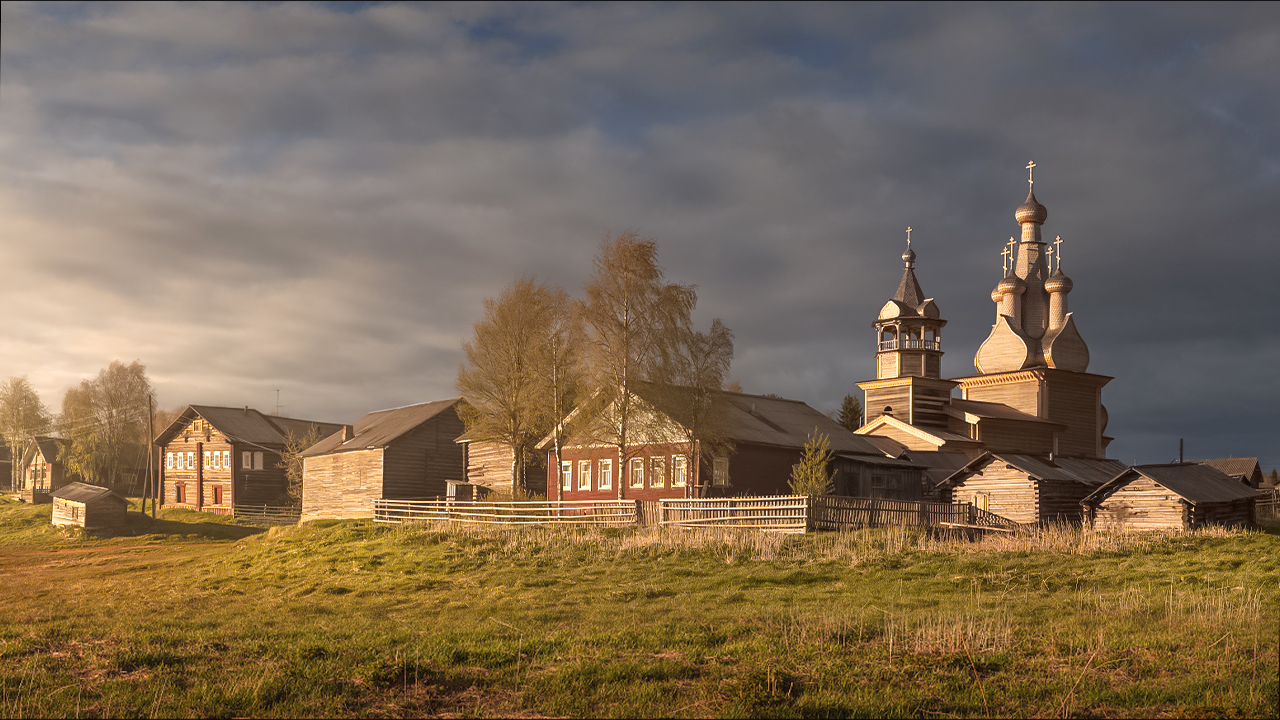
[52, 482, 129, 532]
[542, 386, 924, 502]
[937, 452, 1126, 524]
[1082, 463, 1258, 531]
[300, 398, 466, 521]
[17, 437, 79, 504]
[455, 434, 547, 497]
[155, 406, 344, 514]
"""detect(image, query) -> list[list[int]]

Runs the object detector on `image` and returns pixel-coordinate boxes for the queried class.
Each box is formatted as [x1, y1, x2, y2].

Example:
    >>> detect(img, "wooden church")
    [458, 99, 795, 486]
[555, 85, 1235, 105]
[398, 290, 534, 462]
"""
[855, 164, 1126, 522]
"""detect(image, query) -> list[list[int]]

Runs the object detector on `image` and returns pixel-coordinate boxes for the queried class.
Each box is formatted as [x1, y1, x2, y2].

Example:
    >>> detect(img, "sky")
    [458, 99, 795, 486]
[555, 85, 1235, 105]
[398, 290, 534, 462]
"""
[2, 2, 1277, 469]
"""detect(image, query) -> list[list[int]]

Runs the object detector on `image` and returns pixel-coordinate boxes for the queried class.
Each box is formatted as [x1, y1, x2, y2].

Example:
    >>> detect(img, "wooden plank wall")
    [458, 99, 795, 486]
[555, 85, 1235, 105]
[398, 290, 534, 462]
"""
[381, 408, 466, 500]
[301, 448, 384, 520]
[1091, 477, 1186, 530]
[1036, 480, 1090, 523]
[864, 386, 911, 424]
[1045, 375, 1102, 457]
[976, 419, 1055, 456]
[949, 464, 1040, 524]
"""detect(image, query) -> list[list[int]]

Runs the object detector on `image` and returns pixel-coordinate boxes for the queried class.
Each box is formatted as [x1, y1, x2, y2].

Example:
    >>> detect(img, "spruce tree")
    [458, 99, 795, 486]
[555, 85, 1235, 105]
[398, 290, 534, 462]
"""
[837, 394, 863, 432]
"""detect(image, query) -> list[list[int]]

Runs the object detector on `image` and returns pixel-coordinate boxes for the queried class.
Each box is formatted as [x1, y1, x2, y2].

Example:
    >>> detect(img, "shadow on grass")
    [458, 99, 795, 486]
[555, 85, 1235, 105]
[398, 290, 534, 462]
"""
[116, 512, 266, 541]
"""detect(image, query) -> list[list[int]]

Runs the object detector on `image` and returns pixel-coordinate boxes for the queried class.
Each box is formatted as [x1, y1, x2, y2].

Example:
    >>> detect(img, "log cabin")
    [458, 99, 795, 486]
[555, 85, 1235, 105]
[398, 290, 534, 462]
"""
[937, 451, 1126, 525]
[17, 437, 79, 504]
[1082, 463, 1258, 531]
[52, 482, 129, 532]
[300, 398, 466, 521]
[455, 434, 548, 497]
[155, 406, 344, 514]
[541, 385, 925, 502]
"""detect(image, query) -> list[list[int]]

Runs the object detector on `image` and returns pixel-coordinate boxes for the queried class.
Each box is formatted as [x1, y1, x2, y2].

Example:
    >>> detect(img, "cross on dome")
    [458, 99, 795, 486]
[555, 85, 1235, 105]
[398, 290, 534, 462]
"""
[1026, 160, 1036, 189]
[1054, 235, 1063, 270]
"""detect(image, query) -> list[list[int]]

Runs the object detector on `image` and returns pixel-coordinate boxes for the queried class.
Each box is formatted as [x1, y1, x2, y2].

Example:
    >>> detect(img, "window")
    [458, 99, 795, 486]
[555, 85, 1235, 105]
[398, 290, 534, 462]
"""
[629, 458, 644, 488]
[253, 452, 264, 471]
[974, 493, 989, 512]
[166, 452, 173, 470]
[672, 456, 687, 487]
[212, 486, 223, 505]
[598, 459, 612, 490]
[560, 461, 572, 491]
[222, 450, 231, 469]
[194, 418, 203, 432]
[650, 457, 666, 488]
[242, 451, 252, 469]
[578, 460, 592, 490]
[712, 457, 729, 487]
[186, 452, 194, 470]
[203, 451, 211, 469]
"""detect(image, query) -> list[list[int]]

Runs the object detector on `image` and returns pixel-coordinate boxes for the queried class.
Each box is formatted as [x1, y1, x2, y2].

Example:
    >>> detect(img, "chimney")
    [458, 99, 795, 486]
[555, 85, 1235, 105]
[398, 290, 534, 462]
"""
[341, 425, 352, 442]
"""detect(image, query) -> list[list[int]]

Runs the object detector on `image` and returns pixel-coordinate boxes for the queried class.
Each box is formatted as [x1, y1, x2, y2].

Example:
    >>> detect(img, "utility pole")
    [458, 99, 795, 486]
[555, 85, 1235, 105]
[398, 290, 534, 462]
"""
[148, 395, 156, 518]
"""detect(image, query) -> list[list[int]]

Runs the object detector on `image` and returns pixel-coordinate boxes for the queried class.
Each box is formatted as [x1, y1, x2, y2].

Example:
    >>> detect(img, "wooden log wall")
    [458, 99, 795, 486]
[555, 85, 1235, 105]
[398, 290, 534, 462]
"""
[301, 448, 384, 521]
[949, 464, 1040, 524]
[1036, 479, 1091, 523]
[381, 407, 466, 500]
[1091, 476, 1187, 530]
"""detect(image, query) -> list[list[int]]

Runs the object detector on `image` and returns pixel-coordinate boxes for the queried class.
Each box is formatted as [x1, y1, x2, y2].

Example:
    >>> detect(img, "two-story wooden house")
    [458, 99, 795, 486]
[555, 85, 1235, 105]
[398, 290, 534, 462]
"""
[17, 437, 79, 504]
[155, 405, 344, 514]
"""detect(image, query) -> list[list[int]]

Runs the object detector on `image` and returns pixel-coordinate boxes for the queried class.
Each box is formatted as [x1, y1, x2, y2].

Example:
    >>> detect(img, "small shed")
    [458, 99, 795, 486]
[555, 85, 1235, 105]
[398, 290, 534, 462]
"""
[1081, 463, 1258, 531]
[52, 482, 129, 531]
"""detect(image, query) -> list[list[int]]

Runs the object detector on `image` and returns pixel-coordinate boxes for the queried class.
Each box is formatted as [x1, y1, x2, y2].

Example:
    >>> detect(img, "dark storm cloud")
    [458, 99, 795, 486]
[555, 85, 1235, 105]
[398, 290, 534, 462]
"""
[1, 2, 1276, 467]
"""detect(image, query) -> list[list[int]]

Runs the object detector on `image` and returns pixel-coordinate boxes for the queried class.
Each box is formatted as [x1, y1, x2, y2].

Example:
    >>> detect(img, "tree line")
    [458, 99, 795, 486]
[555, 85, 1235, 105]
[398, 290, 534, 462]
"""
[1, 361, 156, 493]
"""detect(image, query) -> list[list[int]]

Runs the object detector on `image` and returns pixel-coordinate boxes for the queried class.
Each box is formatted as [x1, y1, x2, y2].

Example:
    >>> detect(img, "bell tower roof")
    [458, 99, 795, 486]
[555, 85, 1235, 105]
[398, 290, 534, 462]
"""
[894, 226, 926, 308]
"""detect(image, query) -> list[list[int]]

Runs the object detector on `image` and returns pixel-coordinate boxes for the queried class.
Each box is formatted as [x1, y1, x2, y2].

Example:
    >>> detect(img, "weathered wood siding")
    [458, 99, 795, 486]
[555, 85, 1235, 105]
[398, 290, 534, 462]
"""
[832, 459, 925, 501]
[381, 408, 465, 500]
[301, 448, 384, 520]
[1186, 499, 1253, 529]
[949, 464, 1039, 524]
[160, 420, 267, 511]
[864, 385, 912, 425]
[463, 441, 547, 496]
[1091, 476, 1187, 530]
[1037, 479, 1090, 523]
[51, 497, 126, 531]
[974, 419, 1055, 456]
[1044, 373, 1103, 457]
[552, 443, 694, 501]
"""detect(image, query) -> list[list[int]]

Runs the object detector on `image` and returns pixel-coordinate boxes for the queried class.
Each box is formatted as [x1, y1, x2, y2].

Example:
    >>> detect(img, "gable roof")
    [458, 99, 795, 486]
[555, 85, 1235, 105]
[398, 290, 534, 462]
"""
[945, 399, 1064, 426]
[30, 436, 71, 465]
[53, 481, 128, 506]
[939, 452, 1127, 489]
[155, 406, 345, 448]
[303, 398, 462, 457]
[904, 450, 979, 486]
[1083, 463, 1261, 506]
[1192, 457, 1262, 482]
[856, 414, 982, 449]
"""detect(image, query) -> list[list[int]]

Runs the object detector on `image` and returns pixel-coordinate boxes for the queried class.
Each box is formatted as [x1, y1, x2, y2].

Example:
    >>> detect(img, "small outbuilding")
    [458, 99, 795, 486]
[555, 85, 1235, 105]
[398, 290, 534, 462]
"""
[1081, 463, 1258, 531]
[52, 482, 129, 532]
[937, 452, 1126, 524]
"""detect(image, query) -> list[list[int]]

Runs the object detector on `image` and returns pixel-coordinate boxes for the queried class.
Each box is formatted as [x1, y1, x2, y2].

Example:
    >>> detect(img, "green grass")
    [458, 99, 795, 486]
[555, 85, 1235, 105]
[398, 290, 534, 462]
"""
[1, 497, 1277, 718]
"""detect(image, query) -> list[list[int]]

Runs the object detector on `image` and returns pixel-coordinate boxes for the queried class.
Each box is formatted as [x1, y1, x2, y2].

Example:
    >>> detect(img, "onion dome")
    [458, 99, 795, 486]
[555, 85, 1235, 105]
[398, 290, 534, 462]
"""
[1045, 268, 1073, 294]
[902, 246, 916, 265]
[992, 271, 1025, 301]
[1015, 190, 1048, 225]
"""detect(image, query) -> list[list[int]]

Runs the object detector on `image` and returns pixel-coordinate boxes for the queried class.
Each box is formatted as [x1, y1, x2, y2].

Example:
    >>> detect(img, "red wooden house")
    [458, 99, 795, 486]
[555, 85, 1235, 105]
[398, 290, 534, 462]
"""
[541, 387, 923, 502]
[155, 405, 344, 514]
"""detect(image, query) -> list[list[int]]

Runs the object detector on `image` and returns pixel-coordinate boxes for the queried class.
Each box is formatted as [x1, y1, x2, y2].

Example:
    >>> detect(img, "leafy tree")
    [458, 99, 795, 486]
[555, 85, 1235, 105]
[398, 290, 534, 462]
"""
[724, 380, 743, 394]
[578, 232, 695, 499]
[0, 377, 51, 490]
[652, 319, 735, 498]
[789, 429, 833, 496]
[59, 360, 154, 492]
[457, 278, 584, 495]
[837, 393, 863, 432]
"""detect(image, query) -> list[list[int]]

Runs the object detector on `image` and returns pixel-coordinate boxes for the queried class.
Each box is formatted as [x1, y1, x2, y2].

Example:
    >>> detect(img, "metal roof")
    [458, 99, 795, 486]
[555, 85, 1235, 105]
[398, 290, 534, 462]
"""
[904, 450, 977, 485]
[1192, 457, 1261, 481]
[715, 391, 891, 455]
[1083, 463, 1261, 505]
[154, 405, 344, 447]
[946, 399, 1062, 425]
[303, 398, 462, 457]
[53, 481, 127, 505]
[939, 452, 1126, 488]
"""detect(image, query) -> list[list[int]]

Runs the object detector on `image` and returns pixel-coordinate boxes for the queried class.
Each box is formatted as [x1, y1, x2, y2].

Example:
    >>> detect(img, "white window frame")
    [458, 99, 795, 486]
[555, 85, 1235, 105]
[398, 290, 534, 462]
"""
[186, 452, 195, 470]
[560, 461, 572, 491]
[222, 450, 231, 469]
[650, 456, 665, 488]
[598, 459, 612, 490]
[672, 456, 687, 487]
[712, 457, 729, 487]
[629, 458, 644, 488]
[242, 451, 251, 469]
[578, 460, 591, 490]
[166, 452, 173, 470]
[203, 451, 211, 469]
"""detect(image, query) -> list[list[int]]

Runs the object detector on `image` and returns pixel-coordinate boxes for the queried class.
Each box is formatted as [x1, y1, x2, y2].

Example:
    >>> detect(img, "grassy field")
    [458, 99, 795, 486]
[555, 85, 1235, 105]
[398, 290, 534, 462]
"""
[1, 497, 1277, 718]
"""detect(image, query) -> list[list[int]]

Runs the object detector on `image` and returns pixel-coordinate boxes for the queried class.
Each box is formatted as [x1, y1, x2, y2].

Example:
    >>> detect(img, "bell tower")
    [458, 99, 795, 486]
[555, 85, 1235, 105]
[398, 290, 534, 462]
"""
[858, 229, 957, 430]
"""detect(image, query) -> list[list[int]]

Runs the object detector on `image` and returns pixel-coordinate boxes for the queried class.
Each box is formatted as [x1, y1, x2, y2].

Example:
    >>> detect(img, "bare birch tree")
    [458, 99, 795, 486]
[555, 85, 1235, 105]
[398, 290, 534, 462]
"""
[0, 377, 51, 490]
[59, 360, 155, 492]
[457, 278, 584, 495]
[579, 232, 695, 499]
[280, 425, 324, 504]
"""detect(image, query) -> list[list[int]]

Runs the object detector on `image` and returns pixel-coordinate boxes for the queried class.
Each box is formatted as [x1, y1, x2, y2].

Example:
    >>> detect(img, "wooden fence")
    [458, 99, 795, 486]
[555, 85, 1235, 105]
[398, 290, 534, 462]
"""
[659, 495, 1019, 533]
[373, 499, 639, 526]
[660, 495, 809, 532]
[233, 504, 301, 524]
[1257, 490, 1280, 519]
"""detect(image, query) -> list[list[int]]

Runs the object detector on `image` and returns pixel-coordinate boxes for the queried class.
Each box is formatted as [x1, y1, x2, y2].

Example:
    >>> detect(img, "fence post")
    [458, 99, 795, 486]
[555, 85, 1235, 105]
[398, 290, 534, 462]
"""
[634, 499, 642, 526]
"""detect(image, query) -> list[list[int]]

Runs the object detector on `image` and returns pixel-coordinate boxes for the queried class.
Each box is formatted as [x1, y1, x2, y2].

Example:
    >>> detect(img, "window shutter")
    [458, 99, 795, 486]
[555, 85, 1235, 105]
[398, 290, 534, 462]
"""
[254, 452, 264, 471]
[243, 451, 251, 469]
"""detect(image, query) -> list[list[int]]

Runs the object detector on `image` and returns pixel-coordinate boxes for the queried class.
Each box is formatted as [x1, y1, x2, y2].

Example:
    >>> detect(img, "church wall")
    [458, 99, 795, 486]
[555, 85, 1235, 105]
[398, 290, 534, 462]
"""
[1044, 375, 1103, 458]
[864, 386, 912, 424]
[975, 419, 1055, 456]
[962, 377, 1041, 417]
[900, 354, 924, 377]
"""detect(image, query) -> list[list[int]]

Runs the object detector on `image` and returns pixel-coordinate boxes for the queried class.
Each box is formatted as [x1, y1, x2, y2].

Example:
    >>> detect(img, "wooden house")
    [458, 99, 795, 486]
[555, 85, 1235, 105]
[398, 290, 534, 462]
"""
[155, 406, 344, 514]
[1192, 458, 1264, 489]
[455, 434, 547, 497]
[300, 398, 466, 521]
[541, 386, 924, 502]
[52, 482, 129, 532]
[17, 437, 79, 504]
[938, 452, 1126, 524]
[1082, 463, 1258, 531]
